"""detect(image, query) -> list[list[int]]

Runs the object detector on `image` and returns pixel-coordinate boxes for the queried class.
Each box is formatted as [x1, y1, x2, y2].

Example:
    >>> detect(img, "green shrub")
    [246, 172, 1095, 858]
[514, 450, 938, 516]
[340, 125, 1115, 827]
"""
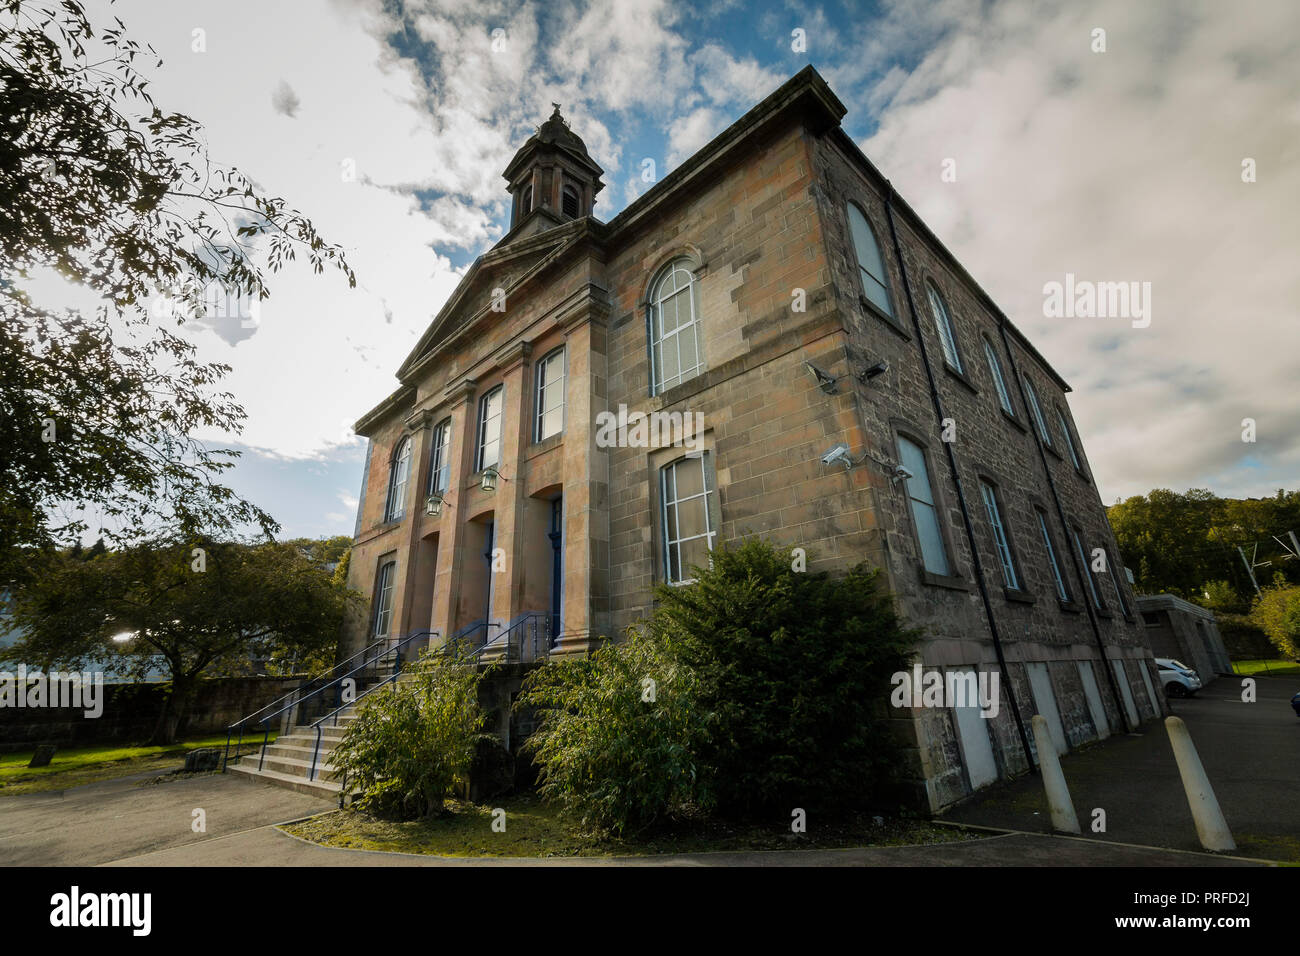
[1251, 583, 1300, 659]
[1215, 611, 1274, 660]
[330, 649, 491, 819]
[653, 539, 918, 817]
[519, 538, 917, 831]
[518, 623, 711, 835]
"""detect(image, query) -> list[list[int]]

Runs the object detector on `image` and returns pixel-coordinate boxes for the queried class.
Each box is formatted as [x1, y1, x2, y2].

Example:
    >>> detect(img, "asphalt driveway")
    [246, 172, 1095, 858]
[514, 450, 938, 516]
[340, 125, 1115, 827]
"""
[0, 768, 333, 867]
[943, 675, 1300, 862]
[0, 765, 1265, 867]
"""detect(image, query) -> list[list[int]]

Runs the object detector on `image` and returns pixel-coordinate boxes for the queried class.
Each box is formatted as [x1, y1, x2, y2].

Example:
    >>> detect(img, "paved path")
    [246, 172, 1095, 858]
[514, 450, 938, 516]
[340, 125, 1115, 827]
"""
[106, 822, 1259, 866]
[0, 767, 1267, 867]
[943, 675, 1300, 862]
[0, 768, 332, 867]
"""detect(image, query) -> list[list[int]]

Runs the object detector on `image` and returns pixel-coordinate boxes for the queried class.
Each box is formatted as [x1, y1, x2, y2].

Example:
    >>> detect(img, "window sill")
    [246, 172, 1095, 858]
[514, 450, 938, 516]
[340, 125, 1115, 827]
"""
[1058, 599, 1084, 614]
[921, 569, 969, 591]
[1001, 409, 1027, 433]
[860, 294, 911, 341]
[1094, 607, 1114, 619]
[527, 432, 564, 460]
[1004, 587, 1036, 605]
[652, 372, 707, 405]
[943, 362, 979, 395]
[1044, 444, 1063, 461]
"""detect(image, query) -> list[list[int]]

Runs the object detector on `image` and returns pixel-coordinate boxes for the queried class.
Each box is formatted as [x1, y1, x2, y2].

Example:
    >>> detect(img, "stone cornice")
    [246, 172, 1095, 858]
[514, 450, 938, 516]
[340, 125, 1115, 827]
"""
[491, 339, 534, 373]
[556, 281, 612, 332]
[442, 377, 478, 404]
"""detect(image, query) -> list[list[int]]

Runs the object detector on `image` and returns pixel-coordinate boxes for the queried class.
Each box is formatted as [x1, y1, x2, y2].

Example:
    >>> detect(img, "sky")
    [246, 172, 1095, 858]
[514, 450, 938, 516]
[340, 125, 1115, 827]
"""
[59, 0, 1300, 539]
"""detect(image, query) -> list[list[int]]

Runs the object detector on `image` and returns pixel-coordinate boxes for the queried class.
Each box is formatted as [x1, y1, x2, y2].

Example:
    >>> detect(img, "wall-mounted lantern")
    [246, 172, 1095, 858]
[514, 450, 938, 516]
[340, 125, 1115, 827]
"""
[425, 493, 445, 517]
[481, 467, 500, 493]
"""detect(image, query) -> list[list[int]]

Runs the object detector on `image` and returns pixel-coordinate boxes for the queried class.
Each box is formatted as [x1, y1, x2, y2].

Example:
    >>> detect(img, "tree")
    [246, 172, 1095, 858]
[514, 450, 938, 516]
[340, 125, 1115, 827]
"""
[0, 1, 355, 583]
[3, 535, 359, 743]
[651, 539, 917, 817]
[1108, 488, 1300, 599]
[520, 539, 918, 833]
[1250, 579, 1300, 660]
[330, 648, 492, 819]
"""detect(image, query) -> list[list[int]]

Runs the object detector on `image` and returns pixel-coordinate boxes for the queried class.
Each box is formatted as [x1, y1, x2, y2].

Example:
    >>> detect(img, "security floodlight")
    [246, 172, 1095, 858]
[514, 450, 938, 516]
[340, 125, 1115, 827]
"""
[820, 442, 854, 470]
[805, 362, 839, 394]
[892, 464, 913, 483]
[858, 359, 889, 382]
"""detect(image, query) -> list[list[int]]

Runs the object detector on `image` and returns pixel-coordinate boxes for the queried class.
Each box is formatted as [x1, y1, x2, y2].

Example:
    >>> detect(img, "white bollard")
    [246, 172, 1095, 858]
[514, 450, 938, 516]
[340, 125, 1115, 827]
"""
[1165, 716, 1236, 852]
[1031, 714, 1081, 834]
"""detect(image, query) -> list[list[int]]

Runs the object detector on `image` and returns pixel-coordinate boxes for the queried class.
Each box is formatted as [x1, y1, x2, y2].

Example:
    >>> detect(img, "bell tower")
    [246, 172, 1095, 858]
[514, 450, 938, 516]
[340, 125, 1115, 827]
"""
[503, 104, 604, 229]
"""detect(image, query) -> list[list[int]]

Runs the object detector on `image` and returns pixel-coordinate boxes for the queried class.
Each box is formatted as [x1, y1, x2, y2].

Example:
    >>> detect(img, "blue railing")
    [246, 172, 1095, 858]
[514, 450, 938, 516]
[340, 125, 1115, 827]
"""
[308, 615, 553, 801]
[476, 612, 552, 663]
[219, 631, 415, 769]
[307, 618, 499, 789]
[221, 629, 437, 773]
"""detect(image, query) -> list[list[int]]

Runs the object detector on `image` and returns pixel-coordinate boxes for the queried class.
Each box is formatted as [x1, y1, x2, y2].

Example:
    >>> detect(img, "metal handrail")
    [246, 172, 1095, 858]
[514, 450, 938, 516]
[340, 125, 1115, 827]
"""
[225, 631, 415, 736]
[478, 611, 551, 663]
[222, 628, 437, 772]
[307, 619, 492, 783]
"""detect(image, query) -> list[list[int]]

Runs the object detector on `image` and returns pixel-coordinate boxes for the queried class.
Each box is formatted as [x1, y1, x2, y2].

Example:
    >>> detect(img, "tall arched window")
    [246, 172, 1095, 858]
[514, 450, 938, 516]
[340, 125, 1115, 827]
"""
[846, 203, 893, 317]
[649, 260, 704, 395]
[476, 386, 504, 471]
[385, 436, 411, 522]
[428, 419, 451, 494]
[1022, 375, 1054, 449]
[983, 337, 1015, 416]
[896, 435, 952, 577]
[925, 282, 964, 373]
[661, 454, 716, 584]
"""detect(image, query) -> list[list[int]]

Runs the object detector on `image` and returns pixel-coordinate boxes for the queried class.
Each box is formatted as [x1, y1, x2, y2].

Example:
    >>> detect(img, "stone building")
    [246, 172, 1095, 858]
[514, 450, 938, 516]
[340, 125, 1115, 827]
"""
[345, 66, 1163, 810]
[1136, 594, 1232, 685]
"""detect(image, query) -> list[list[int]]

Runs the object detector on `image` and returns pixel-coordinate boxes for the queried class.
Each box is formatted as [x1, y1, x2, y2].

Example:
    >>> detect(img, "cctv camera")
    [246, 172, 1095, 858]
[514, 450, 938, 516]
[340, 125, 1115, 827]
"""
[806, 362, 839, 394]
[821, 442, 851, 467]
[892, 464, 913, 482]
[858, 359, 889, 382]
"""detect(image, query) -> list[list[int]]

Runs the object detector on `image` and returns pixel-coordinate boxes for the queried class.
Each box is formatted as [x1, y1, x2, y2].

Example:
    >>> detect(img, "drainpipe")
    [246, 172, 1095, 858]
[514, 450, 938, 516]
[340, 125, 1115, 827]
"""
[882, 186, 1036, 774]
[995, 322, 1134, 734]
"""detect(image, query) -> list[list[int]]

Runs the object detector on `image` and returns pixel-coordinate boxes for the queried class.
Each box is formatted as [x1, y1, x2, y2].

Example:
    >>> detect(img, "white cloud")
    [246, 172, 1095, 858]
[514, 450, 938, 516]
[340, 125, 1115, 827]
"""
[858, 0, 1300, 501]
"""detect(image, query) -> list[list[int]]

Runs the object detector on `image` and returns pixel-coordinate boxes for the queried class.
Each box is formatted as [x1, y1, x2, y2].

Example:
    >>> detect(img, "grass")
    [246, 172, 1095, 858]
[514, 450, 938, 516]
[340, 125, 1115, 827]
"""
[0, 732, 277, 795]
[281, 792, 984, 859]
[1230, 659, 1300, 677]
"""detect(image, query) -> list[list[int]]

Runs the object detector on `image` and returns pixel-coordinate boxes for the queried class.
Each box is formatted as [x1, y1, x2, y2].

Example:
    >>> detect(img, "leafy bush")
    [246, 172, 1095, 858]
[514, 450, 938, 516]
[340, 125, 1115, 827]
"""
[1250, 583, 1300, 659]
[330, 649, 491, 819]
[654, 539, 917, 816]
[519, 538, 917, 832]
[518, 623, 711, 835]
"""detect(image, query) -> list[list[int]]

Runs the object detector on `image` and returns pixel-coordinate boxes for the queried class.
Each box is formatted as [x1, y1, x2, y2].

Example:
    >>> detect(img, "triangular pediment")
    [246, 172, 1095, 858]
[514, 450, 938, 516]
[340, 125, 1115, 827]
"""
[397, 222, 586, 379]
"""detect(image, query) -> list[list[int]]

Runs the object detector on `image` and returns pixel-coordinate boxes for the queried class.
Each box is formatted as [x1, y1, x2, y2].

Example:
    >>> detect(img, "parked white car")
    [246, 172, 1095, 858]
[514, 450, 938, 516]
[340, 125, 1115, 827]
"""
[1156, 658, 1202, 698]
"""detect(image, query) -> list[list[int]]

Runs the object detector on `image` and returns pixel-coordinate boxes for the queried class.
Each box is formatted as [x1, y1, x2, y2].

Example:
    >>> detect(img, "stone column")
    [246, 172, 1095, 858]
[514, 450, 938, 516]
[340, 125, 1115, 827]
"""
[486, 340, 533, 635]
[391, 411, 432, 651]
[553, 283, 611, 655]
[429, 378, 477, 646]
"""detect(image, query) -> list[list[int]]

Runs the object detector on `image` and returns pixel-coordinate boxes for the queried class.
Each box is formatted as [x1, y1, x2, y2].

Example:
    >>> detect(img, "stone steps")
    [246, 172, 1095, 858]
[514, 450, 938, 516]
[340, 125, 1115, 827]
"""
[225, 701, 363, 800]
